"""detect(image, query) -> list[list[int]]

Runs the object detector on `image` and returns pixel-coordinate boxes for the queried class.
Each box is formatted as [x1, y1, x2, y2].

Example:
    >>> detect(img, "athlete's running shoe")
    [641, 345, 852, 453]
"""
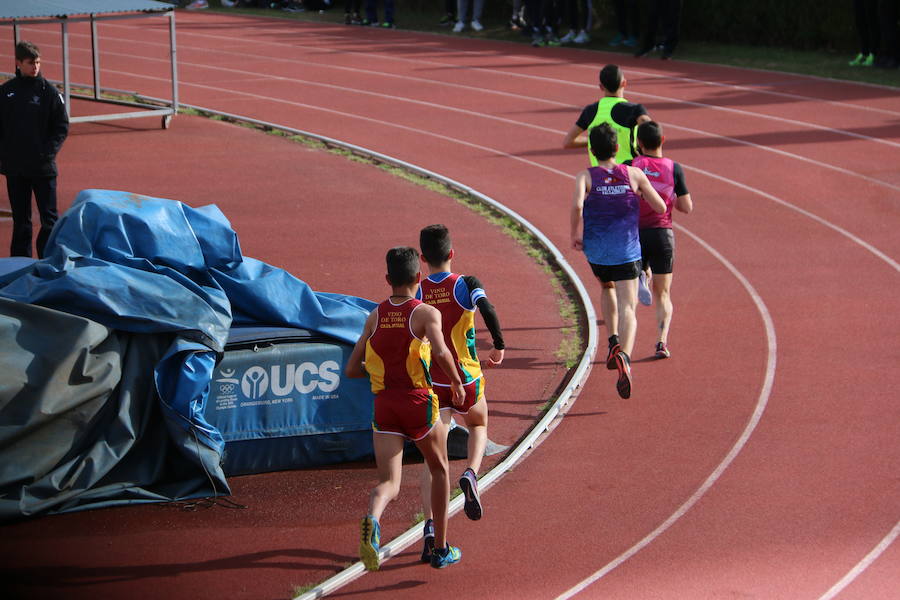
[359, 515, 381, 571]
[638, 271, 652, 306]
[606, 342, 621, 370]
[459, 468, 483, 521]
[655, 342, 670, 359]
[430, 544, 462, 568]
[420, 518, 435, 563]
[615, 352, 632, 399]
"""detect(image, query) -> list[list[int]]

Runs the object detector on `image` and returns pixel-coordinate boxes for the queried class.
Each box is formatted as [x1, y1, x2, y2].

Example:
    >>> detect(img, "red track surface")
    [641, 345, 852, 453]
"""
[1, 11, 898, 600]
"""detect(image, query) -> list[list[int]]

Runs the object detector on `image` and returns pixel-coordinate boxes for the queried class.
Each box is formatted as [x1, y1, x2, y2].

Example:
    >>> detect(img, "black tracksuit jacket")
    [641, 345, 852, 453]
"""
[0, 73, 69, 177]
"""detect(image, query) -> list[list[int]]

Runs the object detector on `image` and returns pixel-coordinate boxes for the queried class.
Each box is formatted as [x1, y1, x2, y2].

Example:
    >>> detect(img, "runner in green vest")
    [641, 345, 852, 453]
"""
[562, 64, 651, 166]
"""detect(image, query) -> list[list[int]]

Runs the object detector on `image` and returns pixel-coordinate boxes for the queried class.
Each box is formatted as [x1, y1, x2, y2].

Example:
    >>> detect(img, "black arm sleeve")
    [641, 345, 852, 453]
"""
[462, 275, 505, 350]
[575, 103, 598, 130]
[673, 162, 689, 196]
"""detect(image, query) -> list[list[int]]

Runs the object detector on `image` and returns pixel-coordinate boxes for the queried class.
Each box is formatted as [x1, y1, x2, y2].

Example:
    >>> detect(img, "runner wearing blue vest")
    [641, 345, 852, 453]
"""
[571, 123, 665, 399]
[562, 64, 651, 166]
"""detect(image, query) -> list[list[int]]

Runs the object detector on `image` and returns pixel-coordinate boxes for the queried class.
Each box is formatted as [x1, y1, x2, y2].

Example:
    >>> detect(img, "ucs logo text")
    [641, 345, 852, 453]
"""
[219, 361, 341, 400]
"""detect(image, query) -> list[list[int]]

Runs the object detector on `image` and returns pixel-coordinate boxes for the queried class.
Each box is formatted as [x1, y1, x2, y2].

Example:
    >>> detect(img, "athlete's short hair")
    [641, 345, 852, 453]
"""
[599, 64, 623, 94]
[637, 121, 663, 151]
[589, 123, 617, 161]
[15, 41, 40, 62]
[386, 246, 420, 286]
[419, 224, 452, 266]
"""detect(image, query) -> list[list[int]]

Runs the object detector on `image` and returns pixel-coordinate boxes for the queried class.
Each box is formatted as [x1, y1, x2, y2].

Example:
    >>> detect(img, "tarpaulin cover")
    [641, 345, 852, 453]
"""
[0, 190, 375, 522]
[207, 328, 375, 476]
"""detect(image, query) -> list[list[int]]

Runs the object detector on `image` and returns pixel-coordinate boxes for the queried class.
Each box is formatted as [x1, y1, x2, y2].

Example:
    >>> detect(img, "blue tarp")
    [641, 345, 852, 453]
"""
[0, 190, 375, 521]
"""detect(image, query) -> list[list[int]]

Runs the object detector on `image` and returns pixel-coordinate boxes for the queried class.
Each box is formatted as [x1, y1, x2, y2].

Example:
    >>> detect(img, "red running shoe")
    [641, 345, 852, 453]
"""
[606, 343, 621, 370]
[615, 352, 632, 399]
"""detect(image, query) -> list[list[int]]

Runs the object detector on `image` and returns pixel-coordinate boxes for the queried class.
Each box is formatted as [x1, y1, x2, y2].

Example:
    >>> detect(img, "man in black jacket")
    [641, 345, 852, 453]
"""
[1, 41, 69, 258]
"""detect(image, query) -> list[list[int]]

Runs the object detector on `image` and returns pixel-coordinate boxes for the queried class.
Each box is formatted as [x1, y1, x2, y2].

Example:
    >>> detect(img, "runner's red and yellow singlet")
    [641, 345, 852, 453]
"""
[365, 298, 433, 393]
[419, 273, 483, 386]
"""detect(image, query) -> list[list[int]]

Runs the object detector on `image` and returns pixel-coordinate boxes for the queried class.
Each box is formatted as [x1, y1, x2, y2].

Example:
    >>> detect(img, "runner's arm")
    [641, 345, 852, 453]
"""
[420, 306, 466, 406]
[563, 124, 588, 149]
[673, 163, 693, 214]
[344, 310, 377, 378]
[629, 166, 666, 214]
[571, 170, 590, 250]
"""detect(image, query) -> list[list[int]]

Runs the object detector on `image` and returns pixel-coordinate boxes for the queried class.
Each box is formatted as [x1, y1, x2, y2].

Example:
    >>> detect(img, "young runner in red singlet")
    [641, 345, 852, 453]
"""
[345, 246, 465, 570]
[415, 225, 506, 561]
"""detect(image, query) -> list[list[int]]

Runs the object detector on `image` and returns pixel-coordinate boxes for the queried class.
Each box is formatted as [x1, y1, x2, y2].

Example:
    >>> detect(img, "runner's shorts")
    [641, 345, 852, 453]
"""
[640, 227, 675, 274]
[373, 387, 439, 441]
[589, 259, 642, 283]
[434, 378, 485, 414]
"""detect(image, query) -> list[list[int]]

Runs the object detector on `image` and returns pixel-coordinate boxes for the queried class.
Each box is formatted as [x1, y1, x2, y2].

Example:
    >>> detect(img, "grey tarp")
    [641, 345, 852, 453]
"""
[0, 298, 225, 521]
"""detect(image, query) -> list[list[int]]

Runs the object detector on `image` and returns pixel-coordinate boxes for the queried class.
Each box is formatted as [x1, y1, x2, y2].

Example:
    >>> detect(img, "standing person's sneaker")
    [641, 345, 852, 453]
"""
[638, 271, 652, 306]
[359, 515, 381, 571]
[624, 36, 638, 47]
[420, 518, 435, 563]
[530, 34, 545, 47]
[439, 12, 454, 26]
[453, 20, 465, 32]
[459, 468, 483, 520]
[559, 29, 577, 44]
[381, 21, 395, 28]
[431, 544, 462, 568]
[608, 33, 624, 46]
[573, 30, 591, 44]
[471, 20, 484, 32]
[615, 352, 632, 399]
[655, 341, 670, 359]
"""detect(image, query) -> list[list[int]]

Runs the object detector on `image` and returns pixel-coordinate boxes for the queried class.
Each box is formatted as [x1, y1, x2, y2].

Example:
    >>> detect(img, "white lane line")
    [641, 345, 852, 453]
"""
[46, 52, 900, 271]
[18, 23, 898, 593]
[32, 35, 900, 196]
[818, 519, 900, 600]
[556, 223, 778, 599]
[45, 21, 900, 151]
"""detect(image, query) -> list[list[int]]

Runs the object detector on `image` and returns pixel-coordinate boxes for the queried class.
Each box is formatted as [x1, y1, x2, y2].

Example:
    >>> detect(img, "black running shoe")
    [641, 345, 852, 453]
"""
[459, 468, 482, 520]
[615, 352, 632, 399]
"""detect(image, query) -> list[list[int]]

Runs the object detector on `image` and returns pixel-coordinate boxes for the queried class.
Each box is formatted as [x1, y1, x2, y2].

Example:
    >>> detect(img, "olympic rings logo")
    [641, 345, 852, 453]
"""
[219, 383, 235, 393]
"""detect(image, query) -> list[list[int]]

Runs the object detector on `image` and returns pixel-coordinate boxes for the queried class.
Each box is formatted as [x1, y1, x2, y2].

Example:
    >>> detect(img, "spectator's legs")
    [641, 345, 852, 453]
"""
[32, 176, 58, 259]
[876, 0, 899, 66]
[383, 0, 393, 23]
[364, 0, 377, 23]
[660, 0, 681, 57]
[472, 0, 485, 23]
[7, 175, 33, 258]
[457, 0, 470, 23]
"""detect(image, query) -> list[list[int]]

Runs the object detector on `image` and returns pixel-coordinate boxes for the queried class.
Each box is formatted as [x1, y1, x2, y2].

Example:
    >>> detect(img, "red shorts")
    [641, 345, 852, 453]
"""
[373, 388, 439, 441]
[434, 378, 485, 414]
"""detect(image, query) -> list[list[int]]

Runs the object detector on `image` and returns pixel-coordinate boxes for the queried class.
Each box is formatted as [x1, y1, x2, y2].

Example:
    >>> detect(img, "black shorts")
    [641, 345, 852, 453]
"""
[640, 228, 675, 274]
[589, 259, 642, 283]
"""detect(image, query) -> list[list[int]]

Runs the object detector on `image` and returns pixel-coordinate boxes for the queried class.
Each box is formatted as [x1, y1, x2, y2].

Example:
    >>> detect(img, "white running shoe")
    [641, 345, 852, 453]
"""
[453, 21, 465, 32]
[638, 271, 652, 306]
[559, 30, 577, 44]
[471, 20, 484, 32]
[573, 30, 591, 44]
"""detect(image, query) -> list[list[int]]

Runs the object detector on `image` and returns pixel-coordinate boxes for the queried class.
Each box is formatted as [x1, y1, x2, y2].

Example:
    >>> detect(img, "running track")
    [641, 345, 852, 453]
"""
[1, 12, 898, 600]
